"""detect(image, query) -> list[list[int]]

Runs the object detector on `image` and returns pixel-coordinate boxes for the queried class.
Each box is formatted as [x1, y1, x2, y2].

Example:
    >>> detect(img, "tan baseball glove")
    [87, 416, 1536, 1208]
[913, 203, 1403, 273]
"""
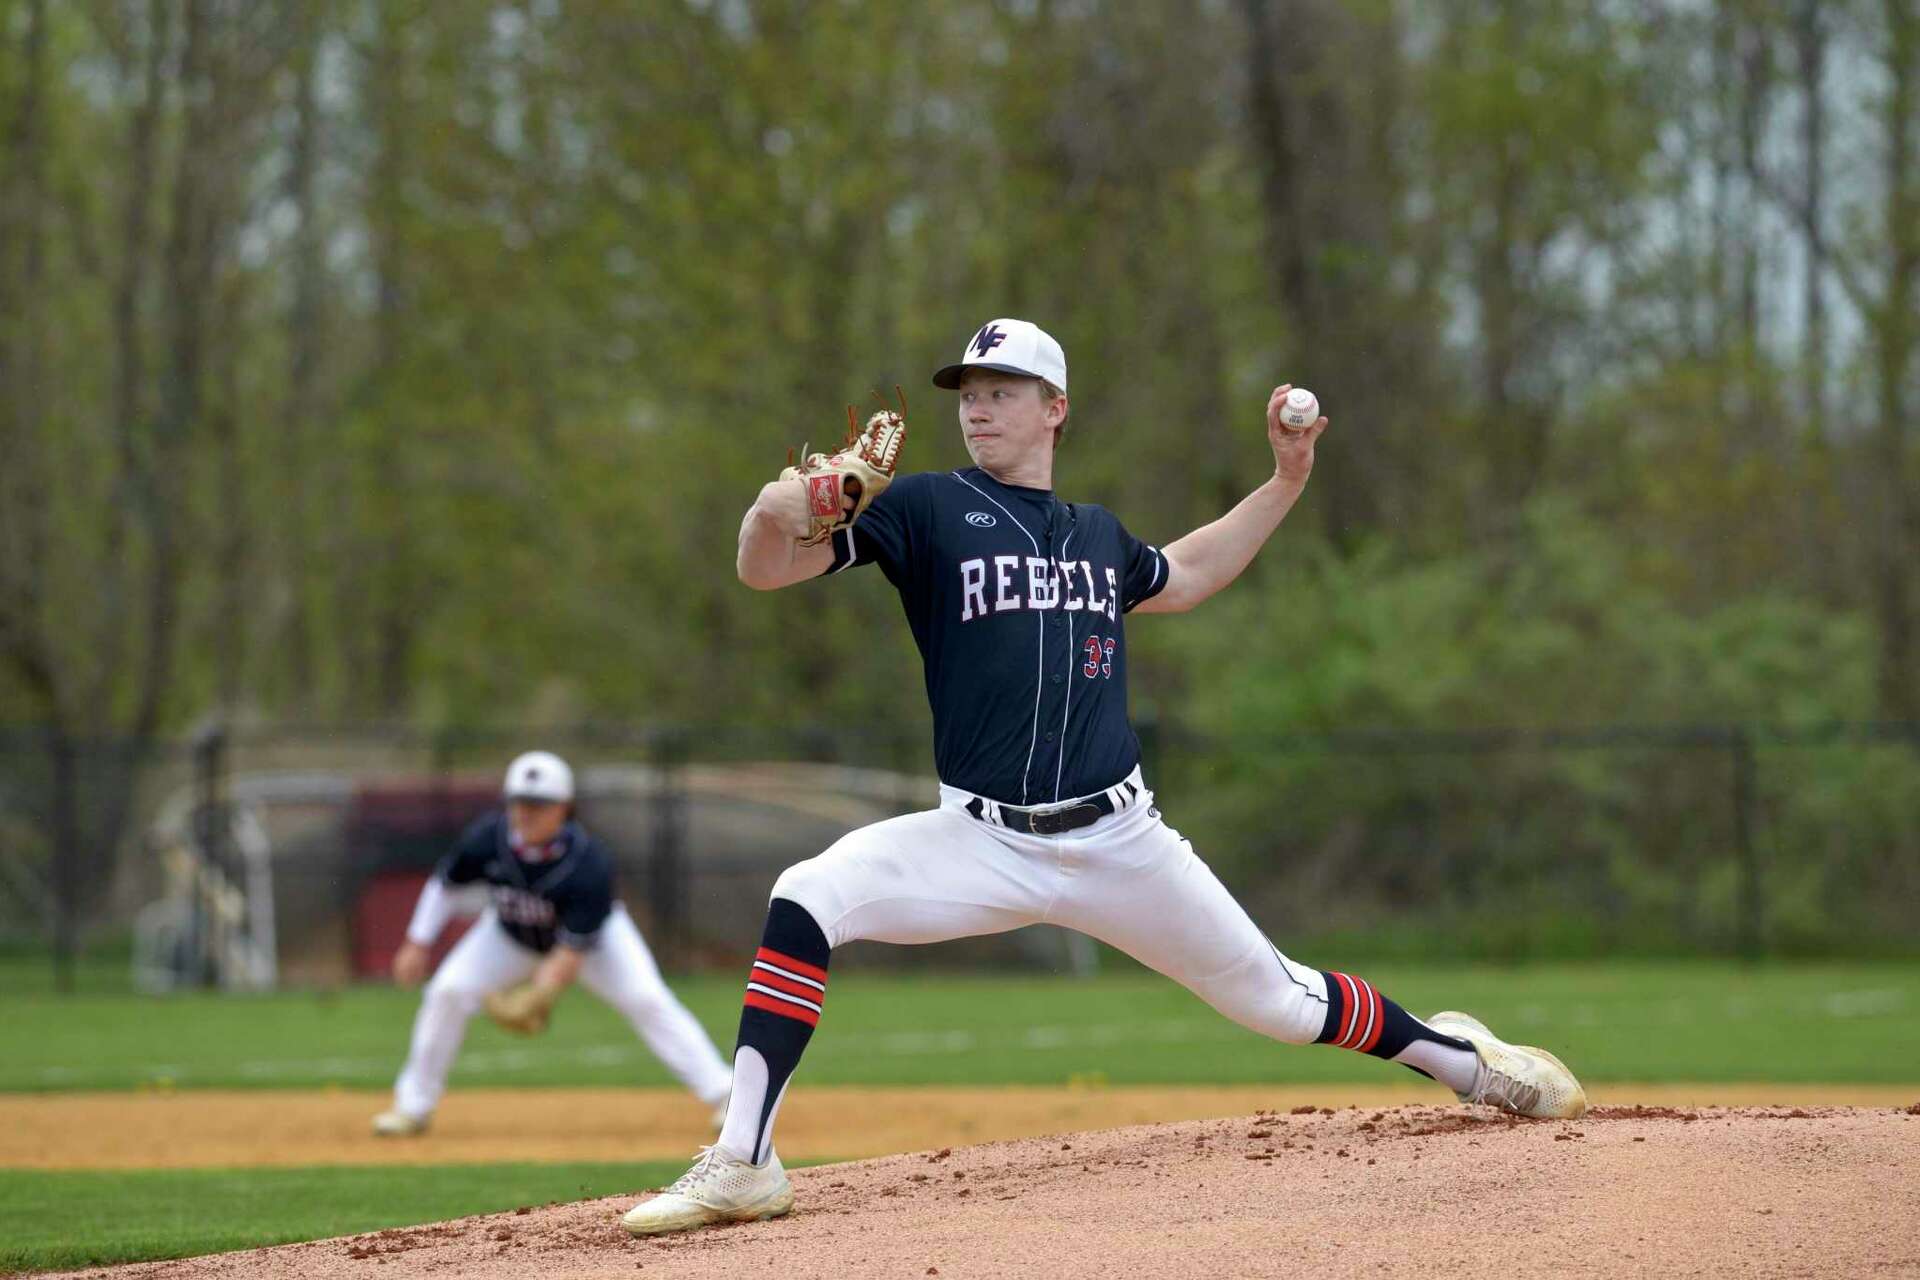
[484, 981, 559, 1036]
[780, 393, 909, 547]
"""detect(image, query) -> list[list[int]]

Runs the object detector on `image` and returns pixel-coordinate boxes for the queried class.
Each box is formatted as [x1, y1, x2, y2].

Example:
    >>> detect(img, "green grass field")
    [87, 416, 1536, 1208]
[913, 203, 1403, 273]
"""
[2, 957, 1914, 1273]
[0, 1161, 690, 1274]
[2, 958, 1915, 1093]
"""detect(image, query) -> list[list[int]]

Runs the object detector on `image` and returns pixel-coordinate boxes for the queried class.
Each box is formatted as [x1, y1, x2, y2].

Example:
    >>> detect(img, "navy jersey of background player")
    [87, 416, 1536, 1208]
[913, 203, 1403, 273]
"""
[825, 466, 1168, 805]
[437, 811, 614, 952]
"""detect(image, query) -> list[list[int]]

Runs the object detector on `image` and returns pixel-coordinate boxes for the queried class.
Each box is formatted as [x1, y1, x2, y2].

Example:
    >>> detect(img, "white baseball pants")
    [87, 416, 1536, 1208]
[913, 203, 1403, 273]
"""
[392, 904, 732, 1118]
[770, 766, 1332, 1045]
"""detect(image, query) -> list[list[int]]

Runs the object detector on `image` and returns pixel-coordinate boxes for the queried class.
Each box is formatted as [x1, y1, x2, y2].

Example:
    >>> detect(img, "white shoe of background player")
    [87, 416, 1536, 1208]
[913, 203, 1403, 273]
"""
[371, 1108, 430, 1137]
[1427, 1010, 1588, 1119]
[620, 1145, 793, 1237]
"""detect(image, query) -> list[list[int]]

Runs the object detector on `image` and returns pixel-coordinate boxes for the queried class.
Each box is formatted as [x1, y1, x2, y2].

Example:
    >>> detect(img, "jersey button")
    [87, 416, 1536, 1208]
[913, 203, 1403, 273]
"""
[1051, 674, 1063, 684]
[1044, 731, 1055, 741]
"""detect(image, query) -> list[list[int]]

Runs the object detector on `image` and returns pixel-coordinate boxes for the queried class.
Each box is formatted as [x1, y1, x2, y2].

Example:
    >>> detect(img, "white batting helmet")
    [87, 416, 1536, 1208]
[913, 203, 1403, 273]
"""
[502, 750, 574, 803]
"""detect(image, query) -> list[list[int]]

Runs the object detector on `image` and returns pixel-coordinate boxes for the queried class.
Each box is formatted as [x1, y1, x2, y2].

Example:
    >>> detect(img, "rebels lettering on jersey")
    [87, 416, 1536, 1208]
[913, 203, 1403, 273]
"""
[493, 887, 556, 928]
[955, 556, 1120, 622]
[435, 811, 615, 953]
[824, 466, 1168, 805]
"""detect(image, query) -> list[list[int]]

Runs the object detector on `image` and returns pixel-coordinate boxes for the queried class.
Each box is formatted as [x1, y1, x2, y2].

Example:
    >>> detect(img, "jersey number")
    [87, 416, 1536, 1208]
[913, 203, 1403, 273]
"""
[1082, 635, 1115, 679]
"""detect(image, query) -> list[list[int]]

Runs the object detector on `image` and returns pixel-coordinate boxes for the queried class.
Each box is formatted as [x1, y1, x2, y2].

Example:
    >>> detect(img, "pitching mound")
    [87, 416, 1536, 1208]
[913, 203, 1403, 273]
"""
[52, 1105, 1920, 1279]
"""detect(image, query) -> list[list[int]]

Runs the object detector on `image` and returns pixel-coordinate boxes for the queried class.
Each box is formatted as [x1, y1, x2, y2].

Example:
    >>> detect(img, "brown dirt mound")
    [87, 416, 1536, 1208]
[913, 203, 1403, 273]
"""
[48, 1105, 1920, 1280]
[10, 1083, 1911, 1171]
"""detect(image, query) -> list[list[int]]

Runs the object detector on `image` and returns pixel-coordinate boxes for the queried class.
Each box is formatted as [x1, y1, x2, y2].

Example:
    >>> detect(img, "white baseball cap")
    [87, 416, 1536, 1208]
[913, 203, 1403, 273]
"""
[503, 750, 574, 804]
[932, 318, 1068, 392]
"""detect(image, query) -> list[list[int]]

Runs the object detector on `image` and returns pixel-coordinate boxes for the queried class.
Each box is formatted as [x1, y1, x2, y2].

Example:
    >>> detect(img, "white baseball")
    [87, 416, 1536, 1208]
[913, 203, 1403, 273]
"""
[1280, 387, 1319, 430]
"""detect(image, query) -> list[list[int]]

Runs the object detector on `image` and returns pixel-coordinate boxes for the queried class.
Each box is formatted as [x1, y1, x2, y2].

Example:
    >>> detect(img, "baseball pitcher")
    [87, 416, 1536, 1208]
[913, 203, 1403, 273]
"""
[620, 320, 1586, 1236]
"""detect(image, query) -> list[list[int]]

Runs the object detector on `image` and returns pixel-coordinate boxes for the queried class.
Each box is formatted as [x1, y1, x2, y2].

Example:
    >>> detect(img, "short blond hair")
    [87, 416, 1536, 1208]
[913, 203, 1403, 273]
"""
[1040, 379, 1069, 445]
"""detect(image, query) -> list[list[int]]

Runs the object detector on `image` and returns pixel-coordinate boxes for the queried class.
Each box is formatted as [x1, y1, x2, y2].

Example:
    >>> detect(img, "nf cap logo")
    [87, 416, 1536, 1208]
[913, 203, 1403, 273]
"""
[933, 317, 1068, 392]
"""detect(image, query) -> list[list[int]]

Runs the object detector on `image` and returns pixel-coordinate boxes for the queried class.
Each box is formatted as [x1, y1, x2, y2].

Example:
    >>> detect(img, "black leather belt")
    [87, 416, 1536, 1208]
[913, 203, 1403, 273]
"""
[965, 791, 1117, 836]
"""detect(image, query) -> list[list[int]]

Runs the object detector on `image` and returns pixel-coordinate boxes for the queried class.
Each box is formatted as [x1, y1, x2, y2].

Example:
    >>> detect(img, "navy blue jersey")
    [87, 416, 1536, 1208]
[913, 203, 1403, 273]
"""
[825, 466, 1168, 805]
[437, 811, 615, 953]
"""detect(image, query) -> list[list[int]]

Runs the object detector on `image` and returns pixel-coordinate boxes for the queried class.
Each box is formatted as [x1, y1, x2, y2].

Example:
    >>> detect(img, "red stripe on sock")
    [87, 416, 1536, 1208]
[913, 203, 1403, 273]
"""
[1354, 979, 1385, 1053]
[1333, 973, 1362, 1047]
[756, 946, 828, 984]
[752, 969, 826, 1003]
[1328, 973, 1350, 1045]
[744, 988, 820, 1027]
[1344, 976, 1368, 1049]
[1331, 973, 1384, 1051]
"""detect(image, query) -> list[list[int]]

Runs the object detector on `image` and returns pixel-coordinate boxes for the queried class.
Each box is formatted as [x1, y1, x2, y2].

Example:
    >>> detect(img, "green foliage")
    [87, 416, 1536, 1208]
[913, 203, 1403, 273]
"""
[1, 2, 1915, 957]
[4, 0, 1901, 734]
[1163, 496, 1873, 739]
[1148, 500, 1895, 954]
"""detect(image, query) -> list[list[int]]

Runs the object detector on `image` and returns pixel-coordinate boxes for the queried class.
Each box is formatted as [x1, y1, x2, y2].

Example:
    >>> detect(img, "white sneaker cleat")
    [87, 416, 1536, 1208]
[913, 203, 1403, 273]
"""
[1428, 1010, 1588, 1119]
[621, 1145, 793, 1237]
[371, 1109, 430, 1137]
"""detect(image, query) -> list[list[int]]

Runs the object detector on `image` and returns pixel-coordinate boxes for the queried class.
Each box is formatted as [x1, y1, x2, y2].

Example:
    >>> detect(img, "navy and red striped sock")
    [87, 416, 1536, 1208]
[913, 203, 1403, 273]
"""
[1316, 970, 1479, 1093]
[718, 897, 831, 1164]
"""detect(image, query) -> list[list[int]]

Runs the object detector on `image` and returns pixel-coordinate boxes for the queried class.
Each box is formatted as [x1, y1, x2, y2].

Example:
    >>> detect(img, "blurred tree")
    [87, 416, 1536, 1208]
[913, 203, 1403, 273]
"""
[1414, 0, 1664, 531]
[1239, 0, 1438, 546]
[1868, 0, 1916, 717]
[275, 0, 328, 710]
[10, 0, 1901, 737]
[0, 0, 291, 985]
[1791, 0, 1830, 411]
[0, 0, 1914, 964]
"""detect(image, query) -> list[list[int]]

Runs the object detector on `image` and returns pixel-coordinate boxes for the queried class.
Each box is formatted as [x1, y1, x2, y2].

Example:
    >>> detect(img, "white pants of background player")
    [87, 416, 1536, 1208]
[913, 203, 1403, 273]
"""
[392, 904, 733, 1119]
[721, 765, 1337, 1157]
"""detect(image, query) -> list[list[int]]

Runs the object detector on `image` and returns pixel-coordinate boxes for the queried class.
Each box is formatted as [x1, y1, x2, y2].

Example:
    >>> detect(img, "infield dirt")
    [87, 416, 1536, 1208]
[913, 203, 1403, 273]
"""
[5, 1082, 1913, 1169]
[39, 1103, 1920, 1279]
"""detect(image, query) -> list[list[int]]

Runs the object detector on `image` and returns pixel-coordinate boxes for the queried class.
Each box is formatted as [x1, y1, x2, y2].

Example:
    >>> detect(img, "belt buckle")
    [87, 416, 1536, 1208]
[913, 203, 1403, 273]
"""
[1029, 802, 1098, 836]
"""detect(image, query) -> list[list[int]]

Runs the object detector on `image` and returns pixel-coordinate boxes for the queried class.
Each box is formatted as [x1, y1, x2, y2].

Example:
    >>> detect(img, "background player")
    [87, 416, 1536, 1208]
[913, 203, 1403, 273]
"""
[620, 320, 1586, 1235]
[372, 750, 732, 1135]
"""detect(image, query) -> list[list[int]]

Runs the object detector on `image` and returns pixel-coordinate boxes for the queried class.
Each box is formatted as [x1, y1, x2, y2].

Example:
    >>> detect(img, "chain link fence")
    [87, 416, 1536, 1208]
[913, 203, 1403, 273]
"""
[2, 720, 1915, 989]
[1143, 722, 1920, 961]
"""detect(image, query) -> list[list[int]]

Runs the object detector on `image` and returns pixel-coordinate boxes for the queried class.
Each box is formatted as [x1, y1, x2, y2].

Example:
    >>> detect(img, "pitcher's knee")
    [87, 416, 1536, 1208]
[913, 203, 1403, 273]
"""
[1236, 992, 1324, 1045]
[421, 976, 489, 1016]
[1266, 988, 1327, 1045]
[612, 995, 665, 1026]
[1195, 954, 1328, 1045]
[769, 850, 856, 942]
[769, 859, 825, 919]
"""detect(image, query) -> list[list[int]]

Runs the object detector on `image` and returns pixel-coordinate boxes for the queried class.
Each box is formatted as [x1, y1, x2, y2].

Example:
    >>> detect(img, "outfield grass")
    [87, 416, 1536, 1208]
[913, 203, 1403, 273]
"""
[0, 956, 1913, 1274]
[0, 1160, 699, 1274]
[2, 959, 1914, 1092]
